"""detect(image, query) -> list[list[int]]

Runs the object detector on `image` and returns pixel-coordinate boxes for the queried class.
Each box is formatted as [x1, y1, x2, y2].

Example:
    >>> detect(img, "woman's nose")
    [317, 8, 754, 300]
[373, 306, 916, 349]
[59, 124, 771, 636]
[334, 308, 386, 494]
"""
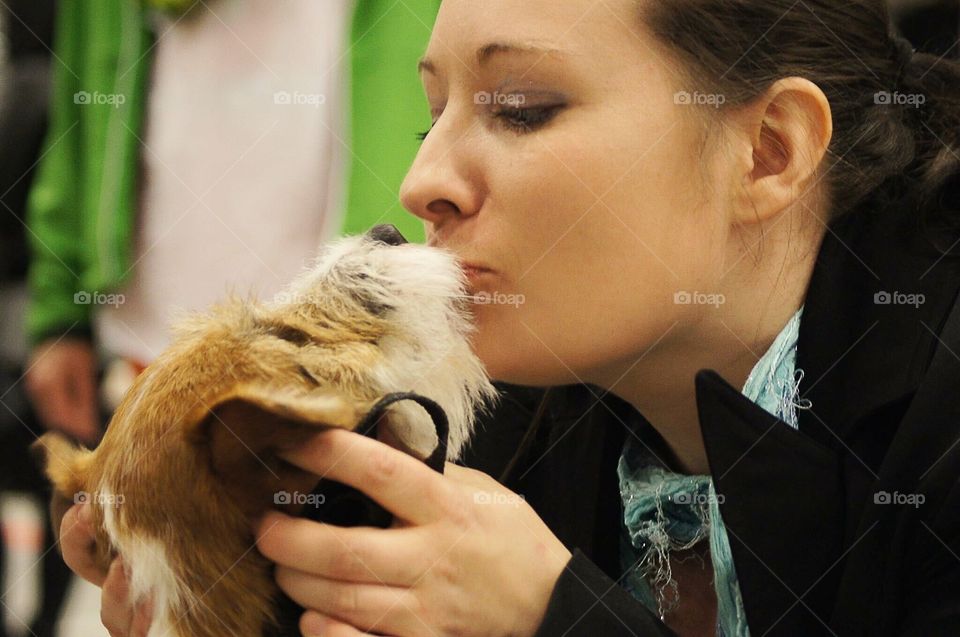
[400, 129, 481, 227]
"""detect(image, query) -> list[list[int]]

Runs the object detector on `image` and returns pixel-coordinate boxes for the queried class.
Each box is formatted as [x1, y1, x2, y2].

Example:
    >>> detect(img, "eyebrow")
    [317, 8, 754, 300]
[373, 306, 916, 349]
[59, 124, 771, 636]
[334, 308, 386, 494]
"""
[417, 41, 565, 75]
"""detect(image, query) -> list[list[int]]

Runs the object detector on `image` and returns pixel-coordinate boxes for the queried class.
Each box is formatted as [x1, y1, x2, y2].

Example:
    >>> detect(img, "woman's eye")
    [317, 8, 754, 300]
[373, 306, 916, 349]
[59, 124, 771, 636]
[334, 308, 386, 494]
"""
[494, 105, 563, 134]
[415, 104, 564, 141]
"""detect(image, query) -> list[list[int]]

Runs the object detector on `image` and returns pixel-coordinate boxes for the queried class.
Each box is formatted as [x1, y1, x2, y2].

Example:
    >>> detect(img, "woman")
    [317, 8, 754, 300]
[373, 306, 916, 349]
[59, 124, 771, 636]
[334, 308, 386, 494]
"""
[60, 0, 960, 635]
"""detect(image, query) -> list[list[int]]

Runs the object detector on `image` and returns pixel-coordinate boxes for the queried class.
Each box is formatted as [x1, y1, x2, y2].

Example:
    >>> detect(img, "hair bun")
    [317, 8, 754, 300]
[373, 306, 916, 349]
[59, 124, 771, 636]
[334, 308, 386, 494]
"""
[892, 36, 917, 86]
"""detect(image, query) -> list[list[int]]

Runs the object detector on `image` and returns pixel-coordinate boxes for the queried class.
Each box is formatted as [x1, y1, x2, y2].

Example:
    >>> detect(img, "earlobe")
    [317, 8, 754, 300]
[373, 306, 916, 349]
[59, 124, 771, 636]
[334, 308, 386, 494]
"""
[735, 78, 833, 225]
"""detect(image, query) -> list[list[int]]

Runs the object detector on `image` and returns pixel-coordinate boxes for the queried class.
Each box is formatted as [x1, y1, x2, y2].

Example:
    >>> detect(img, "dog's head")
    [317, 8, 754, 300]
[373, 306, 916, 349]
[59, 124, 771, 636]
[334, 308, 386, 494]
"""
[149, 223, 496, 463]
[32, 225, 498, 637]
[271, 223, 493, 459]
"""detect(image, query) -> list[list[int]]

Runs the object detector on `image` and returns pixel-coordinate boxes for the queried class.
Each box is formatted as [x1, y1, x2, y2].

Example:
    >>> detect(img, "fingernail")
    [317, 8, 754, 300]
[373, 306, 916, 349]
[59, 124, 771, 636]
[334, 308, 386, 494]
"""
[302, 611, 328, 636]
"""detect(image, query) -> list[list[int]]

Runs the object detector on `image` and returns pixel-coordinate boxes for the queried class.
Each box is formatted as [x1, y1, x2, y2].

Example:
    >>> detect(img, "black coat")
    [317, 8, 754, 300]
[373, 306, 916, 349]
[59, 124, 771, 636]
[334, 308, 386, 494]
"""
[460, 197, 960, 636]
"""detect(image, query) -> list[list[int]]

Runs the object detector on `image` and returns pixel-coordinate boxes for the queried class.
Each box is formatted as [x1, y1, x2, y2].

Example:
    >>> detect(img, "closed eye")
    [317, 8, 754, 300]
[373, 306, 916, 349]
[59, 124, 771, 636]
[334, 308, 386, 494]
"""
[416, 103, 565, 142]
[494, 105, 564, 134]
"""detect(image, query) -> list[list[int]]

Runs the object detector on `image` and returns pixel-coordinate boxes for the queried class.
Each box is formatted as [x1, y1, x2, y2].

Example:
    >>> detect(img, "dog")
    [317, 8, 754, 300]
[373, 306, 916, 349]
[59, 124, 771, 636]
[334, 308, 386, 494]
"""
[31, 224, 498, 637]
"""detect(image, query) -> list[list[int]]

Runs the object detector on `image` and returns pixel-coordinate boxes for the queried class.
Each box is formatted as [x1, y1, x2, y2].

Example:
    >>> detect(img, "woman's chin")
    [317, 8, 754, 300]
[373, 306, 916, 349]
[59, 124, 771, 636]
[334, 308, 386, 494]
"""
[467, 306, 588, 385]
[472, 337, 580, 387]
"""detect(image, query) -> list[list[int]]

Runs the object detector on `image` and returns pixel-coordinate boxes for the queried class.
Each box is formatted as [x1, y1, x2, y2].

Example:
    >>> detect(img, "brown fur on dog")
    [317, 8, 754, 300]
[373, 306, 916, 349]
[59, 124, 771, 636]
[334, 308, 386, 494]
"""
[31, 233, 495, 637]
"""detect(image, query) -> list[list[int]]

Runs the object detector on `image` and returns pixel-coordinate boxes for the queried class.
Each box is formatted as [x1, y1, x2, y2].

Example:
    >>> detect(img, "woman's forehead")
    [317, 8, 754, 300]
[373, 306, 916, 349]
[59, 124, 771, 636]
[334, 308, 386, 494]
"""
[424, 0, 647, 75]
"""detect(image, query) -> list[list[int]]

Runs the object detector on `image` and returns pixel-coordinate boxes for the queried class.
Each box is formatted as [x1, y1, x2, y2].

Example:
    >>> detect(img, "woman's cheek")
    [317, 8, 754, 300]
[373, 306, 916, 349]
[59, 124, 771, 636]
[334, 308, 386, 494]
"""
[468, 276, 589, 386]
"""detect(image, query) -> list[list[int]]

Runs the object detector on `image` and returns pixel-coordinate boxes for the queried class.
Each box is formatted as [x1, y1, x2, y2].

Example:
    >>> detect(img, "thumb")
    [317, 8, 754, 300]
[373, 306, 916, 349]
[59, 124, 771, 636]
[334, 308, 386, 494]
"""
[60, 503, 108, 586]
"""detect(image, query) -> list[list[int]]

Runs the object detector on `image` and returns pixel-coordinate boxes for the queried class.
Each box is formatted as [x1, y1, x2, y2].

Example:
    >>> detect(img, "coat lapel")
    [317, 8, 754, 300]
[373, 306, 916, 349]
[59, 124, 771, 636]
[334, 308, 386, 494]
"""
[696, 369, 848, 635]
[794, 200, 960, 455]
[695, 197, 960, 635]
[829, 283, 960, 634]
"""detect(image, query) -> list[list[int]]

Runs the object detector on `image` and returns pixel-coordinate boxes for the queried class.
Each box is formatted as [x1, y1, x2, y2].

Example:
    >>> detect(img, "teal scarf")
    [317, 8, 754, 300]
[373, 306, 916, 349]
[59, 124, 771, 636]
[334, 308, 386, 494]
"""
[618, 306, 809, 636]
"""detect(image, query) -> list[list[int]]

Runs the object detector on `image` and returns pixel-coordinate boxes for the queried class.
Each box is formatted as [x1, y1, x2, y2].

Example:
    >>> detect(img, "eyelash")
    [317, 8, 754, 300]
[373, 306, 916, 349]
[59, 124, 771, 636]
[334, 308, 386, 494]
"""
[415, 105, 564, 142]
[494, 106, 563, 134]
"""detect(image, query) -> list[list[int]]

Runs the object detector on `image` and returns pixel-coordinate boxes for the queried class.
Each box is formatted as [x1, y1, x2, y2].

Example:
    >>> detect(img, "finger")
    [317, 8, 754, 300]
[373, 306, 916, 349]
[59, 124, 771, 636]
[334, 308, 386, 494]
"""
[130, 594, 155, 637]
[255, 511, 427, 586]
[40, 385, 70, 432]
[300, 611, 375, 637]
[66, 361, 100, 440]
[444, 462, 497, 488]
[277, 566, 420, 635]
[100, 558, 134, 636]
[55, 413, 98, 445]
[279, 428, 450, 525]
[74, 358, 100, 428]
[42, 384, 94, 442]
[60, 503, 107, 586]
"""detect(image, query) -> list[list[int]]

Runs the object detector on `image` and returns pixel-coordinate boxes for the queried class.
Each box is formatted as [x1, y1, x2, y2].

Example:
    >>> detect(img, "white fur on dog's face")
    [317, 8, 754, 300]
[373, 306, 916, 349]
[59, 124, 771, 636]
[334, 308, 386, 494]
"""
[279, 233, 497, 460]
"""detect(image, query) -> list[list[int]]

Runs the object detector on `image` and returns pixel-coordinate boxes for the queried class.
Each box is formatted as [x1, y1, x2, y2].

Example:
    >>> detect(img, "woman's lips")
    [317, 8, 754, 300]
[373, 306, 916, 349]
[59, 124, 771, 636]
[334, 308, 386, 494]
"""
[462, 264, 494, 282]
[460, 264, 496, 296]
[462, 264, 493, 275]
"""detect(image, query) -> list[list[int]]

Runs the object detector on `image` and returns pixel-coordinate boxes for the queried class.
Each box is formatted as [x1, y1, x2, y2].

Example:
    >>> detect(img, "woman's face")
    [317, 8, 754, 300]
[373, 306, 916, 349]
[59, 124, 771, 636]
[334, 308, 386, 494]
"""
[400, 0, 737, 386]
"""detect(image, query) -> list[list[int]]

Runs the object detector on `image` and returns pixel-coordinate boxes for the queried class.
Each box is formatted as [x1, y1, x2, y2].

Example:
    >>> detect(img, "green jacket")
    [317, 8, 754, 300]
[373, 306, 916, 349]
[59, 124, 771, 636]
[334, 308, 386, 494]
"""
[25, 0, 439, 347]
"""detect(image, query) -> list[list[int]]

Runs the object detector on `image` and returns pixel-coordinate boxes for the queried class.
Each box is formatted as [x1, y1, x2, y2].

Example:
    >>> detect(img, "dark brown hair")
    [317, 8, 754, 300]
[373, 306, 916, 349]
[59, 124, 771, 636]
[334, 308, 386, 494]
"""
[640, 0, 960, 225]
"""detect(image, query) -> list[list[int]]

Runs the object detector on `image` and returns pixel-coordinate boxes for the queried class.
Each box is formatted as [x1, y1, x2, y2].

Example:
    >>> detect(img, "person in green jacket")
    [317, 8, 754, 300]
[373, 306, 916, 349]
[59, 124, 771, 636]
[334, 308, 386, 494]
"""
[23, 0, 439, 444]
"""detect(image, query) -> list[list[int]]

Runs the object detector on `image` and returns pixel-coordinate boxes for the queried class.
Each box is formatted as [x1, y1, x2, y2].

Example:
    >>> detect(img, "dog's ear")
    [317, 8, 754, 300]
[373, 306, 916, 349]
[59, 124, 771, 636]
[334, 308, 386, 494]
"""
[30, 432, 94, 551]
[185, 385, 374, 519]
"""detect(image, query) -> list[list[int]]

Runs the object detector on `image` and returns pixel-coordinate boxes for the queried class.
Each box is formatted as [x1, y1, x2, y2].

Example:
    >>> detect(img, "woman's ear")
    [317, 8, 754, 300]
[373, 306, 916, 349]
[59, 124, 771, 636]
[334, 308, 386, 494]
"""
[729, 77, 833, 224]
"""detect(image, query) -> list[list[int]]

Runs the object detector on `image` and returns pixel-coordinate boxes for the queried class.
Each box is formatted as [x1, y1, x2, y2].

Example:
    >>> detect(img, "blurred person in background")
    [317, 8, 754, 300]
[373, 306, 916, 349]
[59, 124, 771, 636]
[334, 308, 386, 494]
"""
[0, 2, 72, 636]
[23, 0, 438, 450]
[14, 0, 439, 633]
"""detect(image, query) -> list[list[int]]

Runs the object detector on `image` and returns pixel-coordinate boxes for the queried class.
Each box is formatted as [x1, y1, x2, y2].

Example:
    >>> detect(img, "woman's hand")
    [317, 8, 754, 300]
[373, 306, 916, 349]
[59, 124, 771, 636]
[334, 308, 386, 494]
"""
[59, 502, 155, 637]
[253, 428, 572, 637]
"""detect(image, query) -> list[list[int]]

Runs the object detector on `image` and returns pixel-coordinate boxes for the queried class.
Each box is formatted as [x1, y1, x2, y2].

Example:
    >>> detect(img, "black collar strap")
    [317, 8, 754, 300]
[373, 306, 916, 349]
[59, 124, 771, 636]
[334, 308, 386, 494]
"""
[353, 391, 450, 473]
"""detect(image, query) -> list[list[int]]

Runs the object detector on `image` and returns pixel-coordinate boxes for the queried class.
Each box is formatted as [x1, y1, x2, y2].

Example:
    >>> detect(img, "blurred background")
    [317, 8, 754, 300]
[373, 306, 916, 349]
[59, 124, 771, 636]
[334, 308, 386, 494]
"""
[0, 1, 956, 635]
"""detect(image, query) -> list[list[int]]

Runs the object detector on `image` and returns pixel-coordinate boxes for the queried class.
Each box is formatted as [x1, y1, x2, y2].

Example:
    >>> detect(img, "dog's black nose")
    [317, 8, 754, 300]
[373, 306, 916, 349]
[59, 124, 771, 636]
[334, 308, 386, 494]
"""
[366, 224, 408, 246]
